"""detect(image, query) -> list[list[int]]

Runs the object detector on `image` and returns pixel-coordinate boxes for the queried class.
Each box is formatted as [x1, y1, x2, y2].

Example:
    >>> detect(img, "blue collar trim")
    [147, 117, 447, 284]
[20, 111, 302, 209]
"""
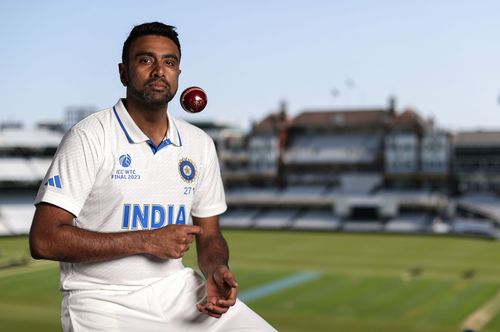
[113, 107, 134, 143]
[147, 138, 173, 154]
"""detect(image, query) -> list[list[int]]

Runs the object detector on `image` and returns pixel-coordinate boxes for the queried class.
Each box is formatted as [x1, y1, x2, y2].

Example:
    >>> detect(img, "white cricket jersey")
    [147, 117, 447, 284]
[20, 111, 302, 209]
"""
[35, 99, 227, 291]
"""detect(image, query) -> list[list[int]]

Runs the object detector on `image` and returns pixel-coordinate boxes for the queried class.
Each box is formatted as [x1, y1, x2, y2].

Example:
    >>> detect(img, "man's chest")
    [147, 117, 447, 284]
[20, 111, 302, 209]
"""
[88, 144, 203, 229]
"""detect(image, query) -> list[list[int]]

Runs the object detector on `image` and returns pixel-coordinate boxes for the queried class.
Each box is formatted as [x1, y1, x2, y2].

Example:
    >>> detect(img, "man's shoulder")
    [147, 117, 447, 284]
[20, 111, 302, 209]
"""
[60, 108, 117, 147]
[70, 107, 114, 132]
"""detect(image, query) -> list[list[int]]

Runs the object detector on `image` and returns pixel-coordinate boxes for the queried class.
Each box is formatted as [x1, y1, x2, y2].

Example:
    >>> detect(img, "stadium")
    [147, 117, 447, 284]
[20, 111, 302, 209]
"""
[2, 99, 500, 331]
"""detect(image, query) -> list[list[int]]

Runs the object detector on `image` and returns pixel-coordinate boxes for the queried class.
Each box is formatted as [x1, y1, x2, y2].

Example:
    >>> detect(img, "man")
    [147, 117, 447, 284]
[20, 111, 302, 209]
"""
[29, 22, 276, 332]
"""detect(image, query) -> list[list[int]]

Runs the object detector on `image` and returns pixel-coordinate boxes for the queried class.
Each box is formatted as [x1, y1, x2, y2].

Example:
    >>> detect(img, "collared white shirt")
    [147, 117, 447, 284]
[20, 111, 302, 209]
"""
[35, 99, 227, 290]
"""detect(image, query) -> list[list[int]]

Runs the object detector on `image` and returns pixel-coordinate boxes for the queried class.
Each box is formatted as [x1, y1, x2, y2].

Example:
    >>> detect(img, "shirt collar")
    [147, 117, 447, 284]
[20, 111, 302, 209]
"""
[113, 99, 182, 147]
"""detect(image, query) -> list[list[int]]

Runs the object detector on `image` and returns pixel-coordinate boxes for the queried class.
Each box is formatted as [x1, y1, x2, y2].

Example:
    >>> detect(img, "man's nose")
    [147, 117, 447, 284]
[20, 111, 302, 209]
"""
[151, 61, 165, 77]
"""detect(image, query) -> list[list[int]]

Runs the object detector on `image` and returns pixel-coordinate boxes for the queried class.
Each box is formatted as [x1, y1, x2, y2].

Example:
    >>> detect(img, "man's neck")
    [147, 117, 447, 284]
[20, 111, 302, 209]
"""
[123, 98, 169, 146]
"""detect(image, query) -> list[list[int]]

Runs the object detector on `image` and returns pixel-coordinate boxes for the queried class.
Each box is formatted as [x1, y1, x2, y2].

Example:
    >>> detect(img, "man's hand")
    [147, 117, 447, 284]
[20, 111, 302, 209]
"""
[197, 265, 238, 318]
[144, 225, 202, 259]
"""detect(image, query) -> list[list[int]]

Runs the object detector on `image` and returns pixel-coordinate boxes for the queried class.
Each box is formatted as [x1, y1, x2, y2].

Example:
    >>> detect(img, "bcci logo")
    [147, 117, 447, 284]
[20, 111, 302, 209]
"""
[179, 158, 196, 183]
[119, 154, 132, 168]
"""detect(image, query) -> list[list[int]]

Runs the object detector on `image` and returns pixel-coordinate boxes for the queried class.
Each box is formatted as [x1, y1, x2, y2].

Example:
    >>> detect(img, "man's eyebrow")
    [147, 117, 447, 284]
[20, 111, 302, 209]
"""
[135, 52, 179, 61]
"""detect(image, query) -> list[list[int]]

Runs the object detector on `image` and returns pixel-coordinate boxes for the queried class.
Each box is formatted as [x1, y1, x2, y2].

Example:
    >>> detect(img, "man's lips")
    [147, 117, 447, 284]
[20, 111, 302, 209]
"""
[147, 80, 169, 90]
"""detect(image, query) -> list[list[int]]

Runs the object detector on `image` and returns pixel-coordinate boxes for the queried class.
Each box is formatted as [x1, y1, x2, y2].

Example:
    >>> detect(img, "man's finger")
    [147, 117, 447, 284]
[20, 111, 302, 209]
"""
[223, 272, 239, 288]
[184, 225, 203, 235]
[216, 297, 236, 307]
[223, 286, 237, 303]
[197, 303, 224, 319]
[206, 303, 229, 316]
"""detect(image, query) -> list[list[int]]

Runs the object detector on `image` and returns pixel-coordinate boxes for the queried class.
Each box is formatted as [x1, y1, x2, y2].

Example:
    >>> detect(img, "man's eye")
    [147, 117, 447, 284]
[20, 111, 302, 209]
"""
[165, 60, 176, 67]
[139, 57, 153, 64]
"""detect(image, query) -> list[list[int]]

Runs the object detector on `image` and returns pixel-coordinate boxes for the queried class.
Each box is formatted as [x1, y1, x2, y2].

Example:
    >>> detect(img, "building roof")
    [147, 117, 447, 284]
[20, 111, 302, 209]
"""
[387, 108, 429, 133]
[392, 109, 424, 124]
[253, 111, 288, 133]
[452, 131, 500, 147]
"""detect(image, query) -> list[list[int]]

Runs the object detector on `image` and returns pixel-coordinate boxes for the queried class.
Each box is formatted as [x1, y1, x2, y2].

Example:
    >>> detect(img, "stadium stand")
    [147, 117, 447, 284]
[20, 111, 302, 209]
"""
[225, 187, 282, 206]
[0, 204, 35, 235]
[292, 209, 341, 230]
[2, 105, 500, 241]
[331, 173, 382, 195]
[253, 209, 299, 229]
[376, 189, 449, 209]
[219, 208, 261, 228]
[0, 125, 61, 236]
[457, 193, 500, 224]
[279, 185, 331, 206]
[431, 219, 452, 234]
[452, 217, 497, 238]
[0, 127, 61, 151]
[342, 220, 385, 232]
[385, 212, 434, 233]
[0, 158, 39, 183]
[0, 190, 38, 235]
[0, 218, 11, 236]
[284, 134, 382, 164]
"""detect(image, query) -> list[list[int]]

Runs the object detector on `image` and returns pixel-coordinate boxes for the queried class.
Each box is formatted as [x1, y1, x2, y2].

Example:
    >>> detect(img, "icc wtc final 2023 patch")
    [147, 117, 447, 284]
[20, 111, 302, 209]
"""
[179, 158, 196, 183]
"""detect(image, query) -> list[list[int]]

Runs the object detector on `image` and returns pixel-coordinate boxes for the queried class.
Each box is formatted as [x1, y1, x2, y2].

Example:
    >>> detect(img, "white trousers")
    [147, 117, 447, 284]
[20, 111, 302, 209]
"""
[61, 268, 277, 332]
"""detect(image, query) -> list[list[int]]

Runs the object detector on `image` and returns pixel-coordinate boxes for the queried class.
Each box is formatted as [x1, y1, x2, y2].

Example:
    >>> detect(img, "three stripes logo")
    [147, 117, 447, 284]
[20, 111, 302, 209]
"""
[45, 175, 62, 189]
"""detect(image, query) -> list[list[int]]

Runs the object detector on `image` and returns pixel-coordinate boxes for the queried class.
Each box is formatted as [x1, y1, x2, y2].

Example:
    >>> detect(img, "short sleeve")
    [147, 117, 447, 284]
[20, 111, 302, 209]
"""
[190, 139, 227, 218]
[34, 122, 103, 217]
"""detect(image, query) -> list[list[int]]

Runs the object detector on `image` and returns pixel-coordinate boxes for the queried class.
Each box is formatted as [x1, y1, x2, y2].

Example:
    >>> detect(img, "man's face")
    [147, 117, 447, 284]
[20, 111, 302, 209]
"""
[119, 35, 181, 109]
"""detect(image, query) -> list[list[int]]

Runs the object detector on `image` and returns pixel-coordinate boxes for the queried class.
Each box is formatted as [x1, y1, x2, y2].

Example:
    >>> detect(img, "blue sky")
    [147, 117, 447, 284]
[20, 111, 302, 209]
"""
[1, 0, 500, 131]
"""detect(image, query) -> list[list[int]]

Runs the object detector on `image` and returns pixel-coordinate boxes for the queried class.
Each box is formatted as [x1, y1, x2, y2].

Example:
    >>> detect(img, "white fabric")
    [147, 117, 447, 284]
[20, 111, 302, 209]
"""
[35, 100, 227, 290]
[61, 268, 277, 332]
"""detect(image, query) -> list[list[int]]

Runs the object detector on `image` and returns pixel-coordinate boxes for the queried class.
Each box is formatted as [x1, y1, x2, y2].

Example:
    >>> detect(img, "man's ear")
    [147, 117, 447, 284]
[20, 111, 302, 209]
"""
[118, 63, 128, 86]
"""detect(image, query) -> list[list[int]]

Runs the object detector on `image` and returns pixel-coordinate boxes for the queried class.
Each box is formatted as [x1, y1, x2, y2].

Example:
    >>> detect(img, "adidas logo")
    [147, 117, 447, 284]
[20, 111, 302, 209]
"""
[45, 175, 62, 188]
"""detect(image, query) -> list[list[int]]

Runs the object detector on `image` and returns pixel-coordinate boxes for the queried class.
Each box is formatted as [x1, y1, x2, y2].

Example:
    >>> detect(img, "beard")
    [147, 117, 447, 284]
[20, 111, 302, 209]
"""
[129, 79, 177, 110]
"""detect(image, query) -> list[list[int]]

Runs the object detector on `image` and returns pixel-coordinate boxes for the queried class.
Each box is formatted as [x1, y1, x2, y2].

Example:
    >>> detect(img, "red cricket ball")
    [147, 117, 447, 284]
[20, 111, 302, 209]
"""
[180, 86, 207, 113]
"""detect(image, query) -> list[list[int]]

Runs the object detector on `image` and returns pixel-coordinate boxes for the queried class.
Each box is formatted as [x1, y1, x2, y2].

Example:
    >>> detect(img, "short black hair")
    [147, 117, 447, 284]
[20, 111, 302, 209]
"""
[121, 22, 181, 64]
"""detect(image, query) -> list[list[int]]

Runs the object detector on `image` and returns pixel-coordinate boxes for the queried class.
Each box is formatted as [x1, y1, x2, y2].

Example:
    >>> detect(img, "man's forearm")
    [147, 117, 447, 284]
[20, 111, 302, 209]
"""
[196, 233, 230, 278]
[30, 223, 149, 263]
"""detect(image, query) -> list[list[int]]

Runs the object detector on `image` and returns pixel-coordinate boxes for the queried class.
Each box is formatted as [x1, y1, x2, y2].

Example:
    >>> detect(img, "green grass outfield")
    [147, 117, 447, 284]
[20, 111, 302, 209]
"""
[1, 231, 500, 332]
